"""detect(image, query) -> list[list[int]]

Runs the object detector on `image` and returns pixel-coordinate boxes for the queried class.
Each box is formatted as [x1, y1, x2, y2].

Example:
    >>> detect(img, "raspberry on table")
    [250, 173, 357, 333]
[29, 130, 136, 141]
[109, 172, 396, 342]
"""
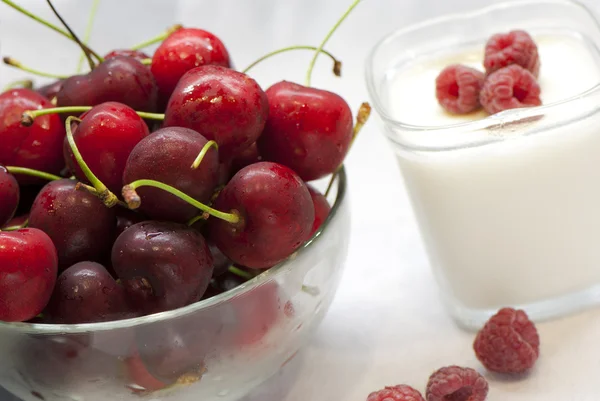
[367, 384, 425, 401]
[435, 64, 485, 114]
[425, 366, 488, 401]
[479, 64, 541, 114]
[473, 307, 540, 374]
[484, 30, 540, 77]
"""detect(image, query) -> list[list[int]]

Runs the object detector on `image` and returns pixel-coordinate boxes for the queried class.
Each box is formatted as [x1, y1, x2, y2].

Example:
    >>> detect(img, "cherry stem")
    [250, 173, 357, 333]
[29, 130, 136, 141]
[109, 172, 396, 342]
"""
[0, 0, 104, 64]
[140, 58, 152, 65]
[324, 102, 371, 197]
[186, 213, 209, 226]
[65, 116, 118, 208]
[21, 106, 164, 127]
[123, 179, 240, 224]
[191, 140, 218, 169]
[3, 57, 68, 80]
[46, 0, 95, 70]
[305, 0, 361, 87]
[228, 265, 255, 280]
[2, 218, 29, 232]
[2, 79, 33, 91]
[242, 46, 342, 76]
[130, 24, 183, 50]
[6, 166, 62, 181]
[76, 0, 100, 73]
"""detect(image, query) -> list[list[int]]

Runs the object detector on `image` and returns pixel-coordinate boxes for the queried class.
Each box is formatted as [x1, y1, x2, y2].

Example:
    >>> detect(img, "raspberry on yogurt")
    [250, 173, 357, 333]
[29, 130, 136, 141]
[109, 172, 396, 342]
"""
[484, 30, 540, 77]
[435, 64, 485, 114]
[479, 64, 541, 114]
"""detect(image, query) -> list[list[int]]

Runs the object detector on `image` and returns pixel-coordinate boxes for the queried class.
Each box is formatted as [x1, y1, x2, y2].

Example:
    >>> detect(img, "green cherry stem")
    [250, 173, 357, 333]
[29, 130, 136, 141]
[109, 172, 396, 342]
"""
[2, 218, 29, 232]
[0, 0, 104, 63]
[3, 57, 68, 79]
[6, 166, 62, 181]
[2, 79, 33, 91]
[324, 102, 371, 197]
[191, 140, 218, 169]
[242, 45, 342, 76]
[305, 0, 362, 87]
[130, 24, 183, 50]
[122, 179, 240, 224]
[76, 0, 101, 73]
[65, 116, 118, 207]
[228, 266, 255, 280]
[186, 213, 209, 227]
[21, 106, 164, 126]
[140, 58, 152, 65]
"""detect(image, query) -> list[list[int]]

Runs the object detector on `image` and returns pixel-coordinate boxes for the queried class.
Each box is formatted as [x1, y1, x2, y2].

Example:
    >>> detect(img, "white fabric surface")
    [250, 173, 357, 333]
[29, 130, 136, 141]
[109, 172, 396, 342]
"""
[1, 1, 600, 400]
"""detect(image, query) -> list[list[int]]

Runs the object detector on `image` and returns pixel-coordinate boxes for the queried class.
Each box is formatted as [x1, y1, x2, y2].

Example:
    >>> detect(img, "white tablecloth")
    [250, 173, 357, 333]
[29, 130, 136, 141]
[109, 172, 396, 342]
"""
[2, 1, 600, 400]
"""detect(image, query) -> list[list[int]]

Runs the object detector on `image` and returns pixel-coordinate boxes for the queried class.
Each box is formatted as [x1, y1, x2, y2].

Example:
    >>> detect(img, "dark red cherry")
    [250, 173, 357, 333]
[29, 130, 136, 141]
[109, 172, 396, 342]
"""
[257, 81, 353, 181]
[56, 56, 158, 112]
[207, 162, 314, 269]
[164, 65, 268, 159]
[44, 261, 131, 324]
[0, 228, 58, 322]
[115, 208, 146, 239]
[63, 102, 150, 194]
[229, 142, 261, 178]
[36, 79, 64, 100]
[29, 179, 116, 271]
[111, 221, 214, 314]
[307, 185, 331, 238]
[0, 165, 19, 226]
[105, 49, 150, 63]
[151, 28, 231, 103]
[0, 89, 65, 183]
[123, 127, 219, 223]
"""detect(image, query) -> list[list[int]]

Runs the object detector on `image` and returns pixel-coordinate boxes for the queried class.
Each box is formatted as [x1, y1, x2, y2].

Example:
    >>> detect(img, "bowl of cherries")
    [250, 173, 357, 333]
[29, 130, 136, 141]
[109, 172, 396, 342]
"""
[0, 1, 369, 400]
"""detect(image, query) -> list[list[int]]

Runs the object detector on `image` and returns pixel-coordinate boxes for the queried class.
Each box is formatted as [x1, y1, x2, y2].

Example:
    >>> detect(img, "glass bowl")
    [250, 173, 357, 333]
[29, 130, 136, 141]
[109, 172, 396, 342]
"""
[366, 0, 600, 329]
[0, 169, 349, 401]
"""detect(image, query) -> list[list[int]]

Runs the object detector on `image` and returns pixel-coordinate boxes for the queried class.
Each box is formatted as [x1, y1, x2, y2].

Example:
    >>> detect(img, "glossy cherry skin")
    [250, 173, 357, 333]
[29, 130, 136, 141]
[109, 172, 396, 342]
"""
[36, 79, 64, 100]
[56, 56, 158, 112]
[257, 81, 353, 181]
[151, 28, 231, 103]
[164, 65, 268, 159]
[115, 208, 146, 239]
[229, 142, 262, 178]
[207, 162, 314, 269]
[123, 127, 219, 223]
[0, 228, 58, 322]
[0, 165, 19, 226]
[0, 89, 65, 183]
[307, 185, 331, 238]
[63, 102, 150, 194]
[29, 179, 116, 271]
[44, 261, 131, 324]
[105, 49, 150, 63]
[111, 221, 214, 314]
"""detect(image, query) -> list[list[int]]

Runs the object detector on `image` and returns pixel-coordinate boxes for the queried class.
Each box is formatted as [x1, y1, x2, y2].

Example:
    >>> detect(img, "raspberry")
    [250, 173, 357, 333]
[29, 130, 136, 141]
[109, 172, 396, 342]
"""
[479, 64, 541, 114]
[473, 307, 540, 374]
[435, 64, 485, 114]
[484, 30, 540, 77]
[367, 385, 425, 401]
[426, 366, 488, 401]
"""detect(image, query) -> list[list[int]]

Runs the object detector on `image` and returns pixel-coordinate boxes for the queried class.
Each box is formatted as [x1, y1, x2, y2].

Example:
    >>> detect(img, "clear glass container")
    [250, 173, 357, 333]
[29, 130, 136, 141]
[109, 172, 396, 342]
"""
[0, 171, 350, 401]
[366, 0, 600, 329]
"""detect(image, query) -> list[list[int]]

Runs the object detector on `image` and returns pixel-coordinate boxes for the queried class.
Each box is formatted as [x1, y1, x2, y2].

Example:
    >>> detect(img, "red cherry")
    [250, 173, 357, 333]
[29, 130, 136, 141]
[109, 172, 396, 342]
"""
[104, 49, 150, 63]
[111, 221, 214, 314]
[307, 185, 330, 238]
[29, 179, 116, 271]
[56, 56, 158, 112]
[123, 127, 220, 223]
[44, 261, 132, 324]
[0, 165, 19, 226]
[207, 162, 314, 269]
[229, 142, 262, 178]
[36, 79, 64, 100]
[0, 89, 65, 184]
[151, 28, 231, 103]
[0, 228, 58, 322]
[257, 81, 353, 181]
[164, 65, 268, 159]
[63, 102, 150, 194]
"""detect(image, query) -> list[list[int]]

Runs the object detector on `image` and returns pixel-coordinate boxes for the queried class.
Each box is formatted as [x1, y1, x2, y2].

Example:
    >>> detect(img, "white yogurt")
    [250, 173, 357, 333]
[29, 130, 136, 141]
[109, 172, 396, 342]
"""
[387, 33, 600, 311]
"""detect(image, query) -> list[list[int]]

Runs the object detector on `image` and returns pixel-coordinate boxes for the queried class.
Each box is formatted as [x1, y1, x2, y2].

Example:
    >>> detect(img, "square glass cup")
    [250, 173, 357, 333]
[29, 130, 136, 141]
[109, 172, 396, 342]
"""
[366, 0, 600, 329]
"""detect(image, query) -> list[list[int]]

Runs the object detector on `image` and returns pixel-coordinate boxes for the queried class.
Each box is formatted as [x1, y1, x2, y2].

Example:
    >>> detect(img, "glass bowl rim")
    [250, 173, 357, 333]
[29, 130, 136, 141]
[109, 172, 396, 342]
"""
[1, 167, 347, 334]
[364, 0, 600, 134]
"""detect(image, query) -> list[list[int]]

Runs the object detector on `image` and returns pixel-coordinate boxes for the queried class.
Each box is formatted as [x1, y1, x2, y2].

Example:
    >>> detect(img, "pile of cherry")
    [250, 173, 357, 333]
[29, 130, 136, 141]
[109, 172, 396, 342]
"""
[0, 0, 369, 325]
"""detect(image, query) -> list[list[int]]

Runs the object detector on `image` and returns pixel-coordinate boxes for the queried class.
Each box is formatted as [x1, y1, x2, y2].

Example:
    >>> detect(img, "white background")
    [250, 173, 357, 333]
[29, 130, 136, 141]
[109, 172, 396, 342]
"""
[2, 0, 600, 400]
